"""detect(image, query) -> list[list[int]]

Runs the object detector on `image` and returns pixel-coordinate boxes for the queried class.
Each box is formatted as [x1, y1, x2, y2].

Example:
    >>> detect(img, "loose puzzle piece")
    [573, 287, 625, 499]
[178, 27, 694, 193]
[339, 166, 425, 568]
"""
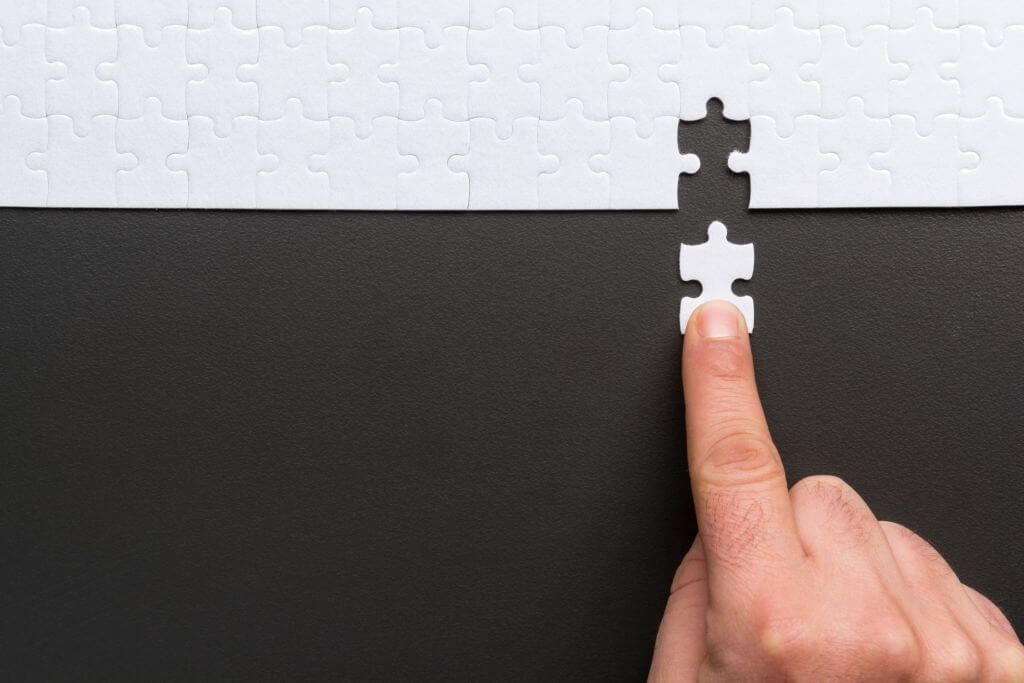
[1, 1, 1024, 209]
[680, 222, 755, 334]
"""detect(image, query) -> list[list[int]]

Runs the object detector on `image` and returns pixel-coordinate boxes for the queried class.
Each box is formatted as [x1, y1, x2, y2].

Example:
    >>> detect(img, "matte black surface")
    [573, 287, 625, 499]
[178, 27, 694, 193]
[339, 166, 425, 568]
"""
[2, 110, 1023, 680]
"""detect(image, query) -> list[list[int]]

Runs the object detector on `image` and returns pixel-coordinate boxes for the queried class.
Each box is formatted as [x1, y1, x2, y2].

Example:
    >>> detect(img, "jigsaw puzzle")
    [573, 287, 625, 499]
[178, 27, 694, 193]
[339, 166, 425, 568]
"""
[0, 1, 1022, 209]
[680, 222, 755, 334]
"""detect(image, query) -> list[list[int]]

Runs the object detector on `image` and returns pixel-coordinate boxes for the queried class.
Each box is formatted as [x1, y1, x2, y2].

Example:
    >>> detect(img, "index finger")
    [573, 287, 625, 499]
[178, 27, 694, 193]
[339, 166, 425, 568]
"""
[682, 302, 804, 581]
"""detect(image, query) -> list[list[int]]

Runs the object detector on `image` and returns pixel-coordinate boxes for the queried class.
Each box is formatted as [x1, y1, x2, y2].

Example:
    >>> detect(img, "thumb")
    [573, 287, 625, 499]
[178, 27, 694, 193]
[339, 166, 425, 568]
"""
[648, 536, 708, 682]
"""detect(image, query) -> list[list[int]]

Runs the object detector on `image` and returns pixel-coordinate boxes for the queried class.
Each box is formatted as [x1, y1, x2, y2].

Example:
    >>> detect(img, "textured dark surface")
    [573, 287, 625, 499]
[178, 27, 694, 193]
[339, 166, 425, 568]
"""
[2, 111, 1023, 680]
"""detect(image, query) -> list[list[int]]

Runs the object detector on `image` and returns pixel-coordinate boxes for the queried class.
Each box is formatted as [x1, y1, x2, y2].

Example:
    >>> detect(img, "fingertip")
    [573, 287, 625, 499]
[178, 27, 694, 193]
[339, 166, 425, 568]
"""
[687, 301, 746, 340]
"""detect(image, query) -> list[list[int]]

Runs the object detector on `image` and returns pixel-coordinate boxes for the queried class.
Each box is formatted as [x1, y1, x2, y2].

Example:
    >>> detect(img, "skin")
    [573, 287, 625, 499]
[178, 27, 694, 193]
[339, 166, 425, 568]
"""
[649, 301, 1024, 682]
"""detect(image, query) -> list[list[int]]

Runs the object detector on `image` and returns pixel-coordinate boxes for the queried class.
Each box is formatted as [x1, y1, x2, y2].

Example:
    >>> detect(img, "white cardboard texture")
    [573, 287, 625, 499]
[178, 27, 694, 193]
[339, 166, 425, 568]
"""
[1, 1, 1023, 209]
[680, 222, 755, 334]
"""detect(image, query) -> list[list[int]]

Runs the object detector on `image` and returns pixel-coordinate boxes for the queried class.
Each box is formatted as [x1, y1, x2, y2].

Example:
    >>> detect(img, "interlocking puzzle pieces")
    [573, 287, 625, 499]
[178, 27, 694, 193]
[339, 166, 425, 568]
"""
[680, 222, 755, 335]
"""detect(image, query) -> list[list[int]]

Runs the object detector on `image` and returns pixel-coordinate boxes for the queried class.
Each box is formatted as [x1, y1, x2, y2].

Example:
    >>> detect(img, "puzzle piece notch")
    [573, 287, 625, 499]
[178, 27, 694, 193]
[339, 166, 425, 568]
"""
[0, 2, 47, 46]
[957, 0, 1024, 45]
[115, 0, 188, 46]
[256, 0, 330, 47]
[680, 222, 755, 334]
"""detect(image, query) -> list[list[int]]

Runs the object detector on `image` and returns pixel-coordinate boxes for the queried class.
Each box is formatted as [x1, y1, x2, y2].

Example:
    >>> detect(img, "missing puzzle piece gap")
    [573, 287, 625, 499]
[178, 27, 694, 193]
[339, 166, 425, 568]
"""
[680, 222, 755, 335]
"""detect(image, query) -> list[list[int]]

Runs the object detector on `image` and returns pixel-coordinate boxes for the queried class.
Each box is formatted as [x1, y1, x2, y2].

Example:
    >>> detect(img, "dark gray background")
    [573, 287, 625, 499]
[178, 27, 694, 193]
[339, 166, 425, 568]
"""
[2, 109, 1022, 680]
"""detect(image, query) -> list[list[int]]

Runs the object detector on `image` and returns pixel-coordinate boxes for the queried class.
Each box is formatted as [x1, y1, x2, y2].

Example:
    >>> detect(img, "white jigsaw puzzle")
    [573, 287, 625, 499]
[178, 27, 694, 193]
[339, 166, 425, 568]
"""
[0, 1, 1023, 209]
[680, 222, 755, 334]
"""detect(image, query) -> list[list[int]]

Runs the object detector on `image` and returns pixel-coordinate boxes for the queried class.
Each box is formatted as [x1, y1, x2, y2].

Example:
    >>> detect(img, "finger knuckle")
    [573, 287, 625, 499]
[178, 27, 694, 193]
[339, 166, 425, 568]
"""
[792, 475, 876, 546]
[700, 430, 782, 489]
[872, 620, 920, 674]
[881, 521, 956, 582]
[922, 637, 981, 682]
[995, 643, 1024, 682]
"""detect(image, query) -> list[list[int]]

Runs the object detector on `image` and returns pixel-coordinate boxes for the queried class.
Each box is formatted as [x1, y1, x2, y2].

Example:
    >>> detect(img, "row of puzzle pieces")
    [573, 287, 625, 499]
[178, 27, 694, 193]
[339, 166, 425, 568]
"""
[2, 1, 1024, 209]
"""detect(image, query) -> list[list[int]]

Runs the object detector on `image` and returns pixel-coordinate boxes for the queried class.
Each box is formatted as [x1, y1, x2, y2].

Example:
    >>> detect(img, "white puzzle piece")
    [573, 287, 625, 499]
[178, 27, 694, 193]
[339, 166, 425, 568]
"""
[394, 99, 467, 210]
[537, 99, 610, 210]
[449, 118, 557, 210]
[680, 222, 755, 334]
[0, 95, 48, 207]
[115, 97, 189, 207]
[957, 99, 1024, 207]
[590, 116, 699, 209]
[729, 115, 826, 209]
[27, 114, 134, 207]
[1, 1, 1024, 209]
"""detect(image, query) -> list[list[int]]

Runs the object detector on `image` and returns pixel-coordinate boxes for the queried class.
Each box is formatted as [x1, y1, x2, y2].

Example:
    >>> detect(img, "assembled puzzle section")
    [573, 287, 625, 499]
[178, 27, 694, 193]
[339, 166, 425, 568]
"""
[0, 2, 1022, 210]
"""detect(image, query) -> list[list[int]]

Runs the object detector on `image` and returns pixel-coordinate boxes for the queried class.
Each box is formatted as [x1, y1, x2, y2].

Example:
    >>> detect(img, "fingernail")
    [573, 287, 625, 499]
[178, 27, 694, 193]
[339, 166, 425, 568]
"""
[698, 301, 741, 339]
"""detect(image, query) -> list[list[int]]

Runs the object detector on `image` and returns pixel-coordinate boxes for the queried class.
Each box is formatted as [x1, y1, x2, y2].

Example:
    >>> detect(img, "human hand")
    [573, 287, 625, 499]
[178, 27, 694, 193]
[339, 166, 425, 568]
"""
[649, 301, 1024, 682]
